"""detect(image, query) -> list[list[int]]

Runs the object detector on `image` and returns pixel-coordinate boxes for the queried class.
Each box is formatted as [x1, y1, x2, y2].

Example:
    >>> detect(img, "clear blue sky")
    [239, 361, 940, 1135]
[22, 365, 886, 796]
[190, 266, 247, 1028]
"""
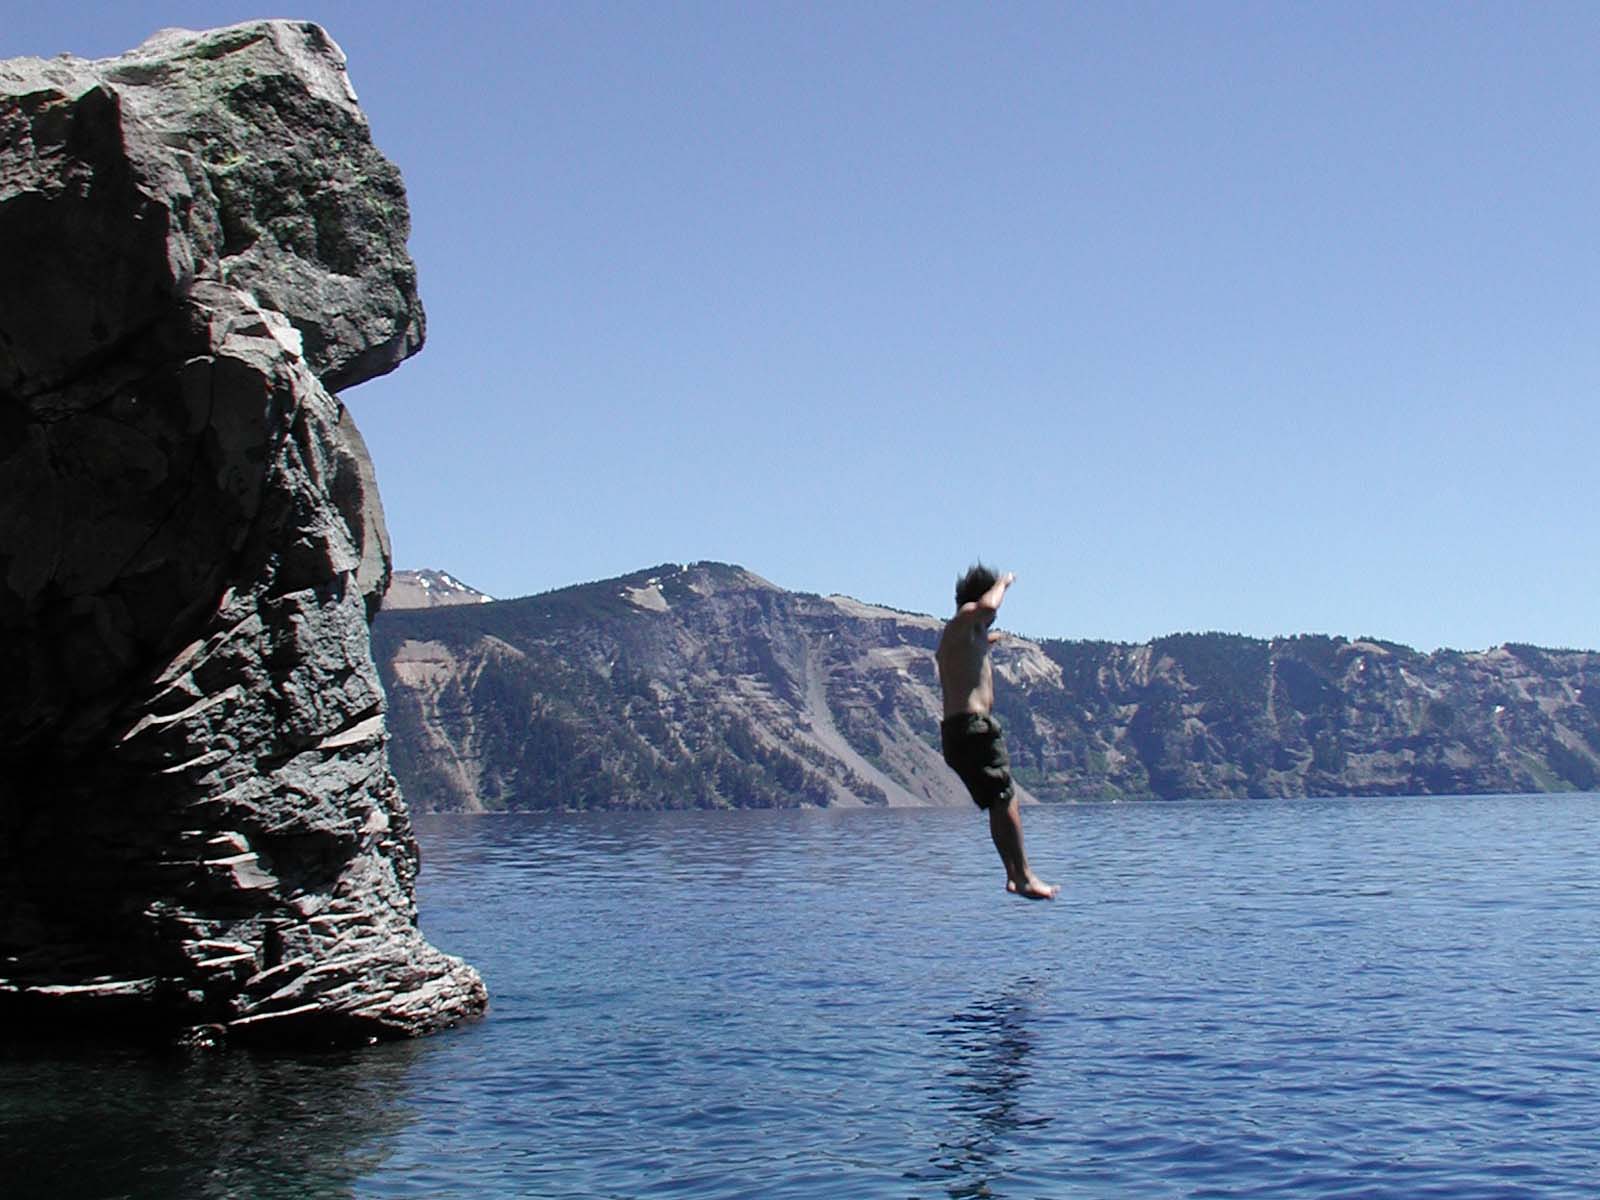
[13, 3, 1598, 650]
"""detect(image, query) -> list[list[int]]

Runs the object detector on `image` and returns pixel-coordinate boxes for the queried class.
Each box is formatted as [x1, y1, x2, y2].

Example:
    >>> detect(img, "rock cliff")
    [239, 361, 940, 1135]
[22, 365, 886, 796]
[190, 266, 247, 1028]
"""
[378, 563, 971, 811]
[373, 563, 1600, 810]
[0, 23, 485, 1043]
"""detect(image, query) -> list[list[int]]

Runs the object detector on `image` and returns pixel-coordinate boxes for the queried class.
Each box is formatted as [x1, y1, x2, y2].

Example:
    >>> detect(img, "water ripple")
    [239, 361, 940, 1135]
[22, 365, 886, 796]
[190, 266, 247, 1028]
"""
[4, 794, 1599, 1197]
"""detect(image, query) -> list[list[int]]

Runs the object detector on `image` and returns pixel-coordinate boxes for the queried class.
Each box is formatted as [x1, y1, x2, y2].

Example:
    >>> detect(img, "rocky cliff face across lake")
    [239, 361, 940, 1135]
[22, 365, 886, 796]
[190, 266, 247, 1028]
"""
[375, 563, 1600, 810]
[0, 23, 485, 1044]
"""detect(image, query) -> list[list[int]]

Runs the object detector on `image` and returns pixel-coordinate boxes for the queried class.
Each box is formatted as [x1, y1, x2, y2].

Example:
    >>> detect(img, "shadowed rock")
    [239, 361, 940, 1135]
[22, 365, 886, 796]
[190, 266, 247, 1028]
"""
[0, 22, 485, 1044]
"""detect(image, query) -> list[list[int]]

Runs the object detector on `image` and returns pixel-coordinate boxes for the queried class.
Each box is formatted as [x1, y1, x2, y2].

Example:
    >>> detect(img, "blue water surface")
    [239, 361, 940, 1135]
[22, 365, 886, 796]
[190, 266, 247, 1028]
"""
[7, 793, 1600, 1198]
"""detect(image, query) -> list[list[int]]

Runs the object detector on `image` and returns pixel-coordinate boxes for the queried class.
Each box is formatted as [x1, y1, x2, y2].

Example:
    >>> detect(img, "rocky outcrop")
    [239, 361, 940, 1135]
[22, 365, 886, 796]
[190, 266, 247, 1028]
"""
[373, 563, 1600, 810]
[0, 23, 484, 1044]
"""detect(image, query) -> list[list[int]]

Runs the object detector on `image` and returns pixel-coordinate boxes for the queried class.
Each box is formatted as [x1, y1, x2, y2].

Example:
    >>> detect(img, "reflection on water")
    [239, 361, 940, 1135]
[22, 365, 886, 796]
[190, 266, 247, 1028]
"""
[0, 1039, 422, 1200]
[923, 977, 1053, 1198]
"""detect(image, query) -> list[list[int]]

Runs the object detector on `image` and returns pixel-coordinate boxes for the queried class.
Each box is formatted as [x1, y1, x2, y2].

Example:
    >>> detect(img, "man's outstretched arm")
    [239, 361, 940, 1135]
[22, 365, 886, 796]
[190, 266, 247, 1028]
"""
[958, 572, 1015, 622]
[950, 574, 1016, 646]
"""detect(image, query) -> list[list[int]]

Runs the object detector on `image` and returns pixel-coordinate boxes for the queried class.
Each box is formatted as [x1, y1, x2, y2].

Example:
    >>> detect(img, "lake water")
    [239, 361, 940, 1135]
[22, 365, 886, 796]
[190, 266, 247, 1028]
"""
[5, 793, 1600, 1198]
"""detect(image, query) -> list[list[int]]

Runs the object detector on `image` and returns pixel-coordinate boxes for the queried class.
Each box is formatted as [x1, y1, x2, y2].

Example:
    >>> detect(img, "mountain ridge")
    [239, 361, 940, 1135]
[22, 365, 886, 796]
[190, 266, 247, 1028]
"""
[372, 562, 1600, 811]
[385, 569, 495, 610]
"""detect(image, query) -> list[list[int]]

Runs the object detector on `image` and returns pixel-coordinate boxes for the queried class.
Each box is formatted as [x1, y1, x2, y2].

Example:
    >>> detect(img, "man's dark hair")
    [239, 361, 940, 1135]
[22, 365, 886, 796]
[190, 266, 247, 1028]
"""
[955, 563, 999, 608]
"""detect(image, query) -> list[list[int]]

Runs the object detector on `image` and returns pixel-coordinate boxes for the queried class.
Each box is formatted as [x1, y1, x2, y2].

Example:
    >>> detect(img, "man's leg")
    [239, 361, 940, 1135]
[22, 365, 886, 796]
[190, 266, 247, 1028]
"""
[986, 797, 1024, 879]
[988, 797, 1059, 900]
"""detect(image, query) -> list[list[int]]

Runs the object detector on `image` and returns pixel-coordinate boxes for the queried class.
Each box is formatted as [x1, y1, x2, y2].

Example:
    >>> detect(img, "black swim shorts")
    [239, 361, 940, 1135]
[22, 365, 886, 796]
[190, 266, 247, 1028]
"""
[940, 713, 1015, 810]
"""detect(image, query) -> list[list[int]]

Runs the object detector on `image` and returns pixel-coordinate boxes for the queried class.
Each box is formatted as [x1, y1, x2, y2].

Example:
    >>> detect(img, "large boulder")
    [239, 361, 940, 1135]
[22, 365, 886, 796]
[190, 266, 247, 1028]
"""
[0, 22, 486, 1044]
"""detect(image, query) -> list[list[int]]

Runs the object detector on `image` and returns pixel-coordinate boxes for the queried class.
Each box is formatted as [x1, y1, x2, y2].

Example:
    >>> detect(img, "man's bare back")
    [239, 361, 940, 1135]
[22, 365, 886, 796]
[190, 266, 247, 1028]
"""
[936, 567, 1058, 900]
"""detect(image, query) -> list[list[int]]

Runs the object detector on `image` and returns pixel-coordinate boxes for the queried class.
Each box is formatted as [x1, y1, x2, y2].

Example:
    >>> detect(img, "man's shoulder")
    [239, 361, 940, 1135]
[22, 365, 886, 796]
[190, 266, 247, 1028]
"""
[945, 602, 987, 628]
[939, 612, 988, 651]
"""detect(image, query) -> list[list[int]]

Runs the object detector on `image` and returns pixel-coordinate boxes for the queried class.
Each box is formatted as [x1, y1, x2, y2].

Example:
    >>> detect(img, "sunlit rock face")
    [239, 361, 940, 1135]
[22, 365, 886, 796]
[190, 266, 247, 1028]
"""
[0, 21, 485, 1044]
[374, 564, 1600, 812]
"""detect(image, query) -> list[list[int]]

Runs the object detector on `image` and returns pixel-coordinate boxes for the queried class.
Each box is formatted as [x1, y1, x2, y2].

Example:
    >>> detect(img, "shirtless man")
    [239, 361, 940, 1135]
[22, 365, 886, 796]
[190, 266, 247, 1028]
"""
[936, 564, 1059, 900]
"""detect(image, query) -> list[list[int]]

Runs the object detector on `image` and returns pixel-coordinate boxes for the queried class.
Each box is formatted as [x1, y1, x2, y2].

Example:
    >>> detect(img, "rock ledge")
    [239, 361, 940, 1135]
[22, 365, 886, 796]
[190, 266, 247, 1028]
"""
[0, 22, 486, 1044]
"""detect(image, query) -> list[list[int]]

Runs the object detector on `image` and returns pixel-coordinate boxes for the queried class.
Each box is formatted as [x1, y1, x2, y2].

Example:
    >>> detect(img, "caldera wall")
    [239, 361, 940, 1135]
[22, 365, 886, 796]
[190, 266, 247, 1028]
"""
[0, 22, 485, 1043]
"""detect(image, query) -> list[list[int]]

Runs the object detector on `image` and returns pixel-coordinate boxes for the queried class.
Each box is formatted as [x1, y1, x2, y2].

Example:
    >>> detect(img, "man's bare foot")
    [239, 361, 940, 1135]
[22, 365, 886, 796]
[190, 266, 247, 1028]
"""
[1005, 875, 1060, 900]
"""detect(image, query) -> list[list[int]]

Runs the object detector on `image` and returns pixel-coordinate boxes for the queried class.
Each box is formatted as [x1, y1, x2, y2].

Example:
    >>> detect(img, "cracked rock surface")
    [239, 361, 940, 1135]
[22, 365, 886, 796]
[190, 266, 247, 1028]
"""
[0, 21, 486, 1044]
